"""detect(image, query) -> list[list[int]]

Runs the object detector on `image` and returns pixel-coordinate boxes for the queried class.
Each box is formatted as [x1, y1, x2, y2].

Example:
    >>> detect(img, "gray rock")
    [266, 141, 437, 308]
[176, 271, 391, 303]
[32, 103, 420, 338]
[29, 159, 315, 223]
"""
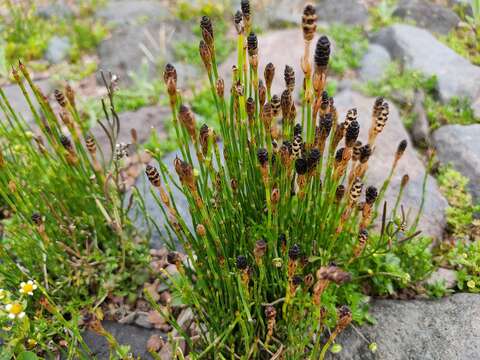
[97, 5, 195, 86]
[373, 24, 480, 103]
[96, 0, 168, 26]
[410, 90, 431, 147]
[45, 36, 71, 64]
[91, 105, 170, 158]
[256, 0, 369, 28]
[393, 0, 460, 35]
[133, 144, 196, 249]
[473, 97, 480, 119]
[36, 2, 73, 19]
[335, 90, 447, 239]
[1, 79, 52, 124]
[332, 293, 480, 360]
[96, 1, 170, 85]
[82, 321, 164, 359]
[432, 124, 480, 201]
[258, 0, 310, 28]
[220, 29, 320, 98]
[316, 0, 369, 26]
[425, 267, 457, 289]
[359, 44, 391, 83]
[97, 22, 163, 86]
[135, 312, 154, 329]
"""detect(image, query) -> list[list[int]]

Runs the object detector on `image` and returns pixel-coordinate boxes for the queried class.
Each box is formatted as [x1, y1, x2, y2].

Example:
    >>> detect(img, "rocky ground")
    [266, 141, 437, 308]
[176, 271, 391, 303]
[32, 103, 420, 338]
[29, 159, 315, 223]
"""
[2, 0, 480, 358]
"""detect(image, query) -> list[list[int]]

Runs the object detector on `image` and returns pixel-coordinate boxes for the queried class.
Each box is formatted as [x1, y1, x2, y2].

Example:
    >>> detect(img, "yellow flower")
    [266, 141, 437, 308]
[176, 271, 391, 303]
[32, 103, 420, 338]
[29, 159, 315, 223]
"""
[19, 280, 37, 296]
[467, 280, 476, 289]
[27, 338, 38, 347]
[5, 302, 25, 319]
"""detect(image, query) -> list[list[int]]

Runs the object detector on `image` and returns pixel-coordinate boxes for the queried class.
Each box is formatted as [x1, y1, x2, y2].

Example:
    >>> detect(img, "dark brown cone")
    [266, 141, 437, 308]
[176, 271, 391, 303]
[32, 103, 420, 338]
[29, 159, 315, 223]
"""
[146, 165, 161, 187]
[345, 120, 360, 148]
[335, 185, 345, 202]
[216, 78, 224, 98]
[302, 4, 317, 41]
[349, 178, 363, 203]
[54, 89, 67, 107]
[258, 80, 266, 106]
[352, 140, 362, 161]
[246, 97, 255, 121]
[359, 144, 372, 163]
[85, 135, 96, 154]
[365, 186, 378, 205]
[281, 90, 292, 119]
[271, 95, 281, 117]
[264, 63, 275, 91]
[199, 124, 209, 155]
[247, 32, 258, 56]
[199, 40, 212, 71]
[314, 35, 330, 68]
[284, 65, 295, 93]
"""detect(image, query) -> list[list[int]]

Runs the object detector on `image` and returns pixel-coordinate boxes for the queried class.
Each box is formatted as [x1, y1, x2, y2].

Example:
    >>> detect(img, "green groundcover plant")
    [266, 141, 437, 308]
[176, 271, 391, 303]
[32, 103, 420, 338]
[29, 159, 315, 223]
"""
[142, 2, 433, 358]
[0, 67, 150, 357]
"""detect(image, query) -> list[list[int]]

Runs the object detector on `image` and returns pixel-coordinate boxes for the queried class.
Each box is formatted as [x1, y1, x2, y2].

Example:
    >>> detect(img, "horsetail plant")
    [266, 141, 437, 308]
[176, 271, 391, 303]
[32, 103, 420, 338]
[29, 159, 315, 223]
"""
[142, 2, 429, 358]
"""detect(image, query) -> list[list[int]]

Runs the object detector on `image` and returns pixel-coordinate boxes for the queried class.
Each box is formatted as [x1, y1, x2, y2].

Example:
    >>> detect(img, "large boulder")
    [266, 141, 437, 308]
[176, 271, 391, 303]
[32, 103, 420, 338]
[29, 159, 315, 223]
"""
[1, 80, 52, 124]
[45, 36, 71, 64]
[316, 0, 369, 26]
[358, 44, 391, 83]
[253, 0, 368, 28]
[91, 105, 170, 157]
[392, 0, 460, 35]
[220, 29, 320, 98]
[372, 24, 480, 103]
[96, 0, 168, 26]
[335, 90, 447, 239]
[432, 124, 480, 202]
[332, 293, 480, 359]
[96, 1, 194, 85]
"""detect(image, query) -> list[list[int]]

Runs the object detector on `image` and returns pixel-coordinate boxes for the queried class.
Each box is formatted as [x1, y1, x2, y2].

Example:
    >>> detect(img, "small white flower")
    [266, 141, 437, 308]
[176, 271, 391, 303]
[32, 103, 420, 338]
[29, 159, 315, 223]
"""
[19, 280, 37, 296]
[5, 303, 25, 319]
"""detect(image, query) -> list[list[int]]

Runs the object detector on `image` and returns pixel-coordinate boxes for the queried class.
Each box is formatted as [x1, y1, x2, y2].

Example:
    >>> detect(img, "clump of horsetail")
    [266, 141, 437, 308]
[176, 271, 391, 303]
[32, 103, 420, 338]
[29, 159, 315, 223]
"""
[143, 2, 423, 357]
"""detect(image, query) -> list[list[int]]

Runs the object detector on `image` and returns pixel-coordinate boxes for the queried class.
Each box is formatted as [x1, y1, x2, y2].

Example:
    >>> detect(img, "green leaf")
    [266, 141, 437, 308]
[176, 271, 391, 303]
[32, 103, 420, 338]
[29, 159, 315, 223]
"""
[17, 352, 39, 360]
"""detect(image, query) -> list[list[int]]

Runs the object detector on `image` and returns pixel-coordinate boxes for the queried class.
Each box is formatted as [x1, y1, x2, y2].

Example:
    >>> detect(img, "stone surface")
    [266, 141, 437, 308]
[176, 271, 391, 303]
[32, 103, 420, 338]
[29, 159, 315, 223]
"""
[393, 0, 460, 35]
[257, 0, 307, 27]
[473, 97, 480, 119]
[332, 293, 480, 360]
[358, 44, 391, 83]
[252, 0, 368, 28]
[220, 29, 319, 98]
[1, 80, 52, 123]
[96, 1, 193, 85]
[425, 267, 457, 289]
[432, 124, 480, 201]
[316, 0, 369, 26]
[373, 24, 480, 103]
[83, 321, 164, 359]
[36, 2, 73, 19]
[410, 90, 431, 147]
[45, 36, 71, 64]
[91, 105, 169, 158]
[96, 0, 169, 26]
[335, 90, 447, 239]
[133, 144, 197, 249]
